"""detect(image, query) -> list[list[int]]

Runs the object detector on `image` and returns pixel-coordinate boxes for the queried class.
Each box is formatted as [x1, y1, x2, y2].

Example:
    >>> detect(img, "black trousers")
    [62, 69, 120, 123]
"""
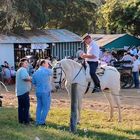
[17, 92, 30, 124]
[87, 61, 100, 87]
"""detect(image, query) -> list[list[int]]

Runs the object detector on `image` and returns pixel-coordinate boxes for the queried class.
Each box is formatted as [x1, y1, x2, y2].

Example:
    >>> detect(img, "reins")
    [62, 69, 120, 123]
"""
[72, 65, 83, 82]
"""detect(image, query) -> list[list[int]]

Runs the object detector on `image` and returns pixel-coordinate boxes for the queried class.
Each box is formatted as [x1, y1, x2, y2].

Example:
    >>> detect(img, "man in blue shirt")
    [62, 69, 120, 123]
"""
[16, 59, 32, 124]
[32, 59, 53, 126]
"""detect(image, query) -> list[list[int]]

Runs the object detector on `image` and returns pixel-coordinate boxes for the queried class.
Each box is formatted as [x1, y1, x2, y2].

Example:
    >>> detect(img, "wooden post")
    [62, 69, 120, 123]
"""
[70, 83, 78, 133]
[0, 96, 3, 107]
[0, 99, 2, 107]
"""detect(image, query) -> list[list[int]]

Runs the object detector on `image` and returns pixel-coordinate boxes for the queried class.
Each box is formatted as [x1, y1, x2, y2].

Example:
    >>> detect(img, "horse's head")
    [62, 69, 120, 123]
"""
[52, 62, 65, 90]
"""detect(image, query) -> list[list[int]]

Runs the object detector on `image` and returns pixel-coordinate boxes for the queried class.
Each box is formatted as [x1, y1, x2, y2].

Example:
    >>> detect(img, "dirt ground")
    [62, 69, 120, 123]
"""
[0, 85, 140, 113]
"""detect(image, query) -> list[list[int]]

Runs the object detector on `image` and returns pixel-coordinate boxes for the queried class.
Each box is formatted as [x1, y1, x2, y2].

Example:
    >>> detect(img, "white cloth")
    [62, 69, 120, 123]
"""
[76, 50, 84, 58]
[132, 60, 140, 72]
[121, 54, 133, 61]
[85, 41, 100, 62]
[130, 48, 137, 56]
[133, 48, 138, 56]
[137, 50, 140, 57]
[85, 63, 91, 82]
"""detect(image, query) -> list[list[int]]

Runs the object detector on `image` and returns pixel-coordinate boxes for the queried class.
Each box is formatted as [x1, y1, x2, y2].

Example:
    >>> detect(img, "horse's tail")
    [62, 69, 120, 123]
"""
[0, 81, 9, 92]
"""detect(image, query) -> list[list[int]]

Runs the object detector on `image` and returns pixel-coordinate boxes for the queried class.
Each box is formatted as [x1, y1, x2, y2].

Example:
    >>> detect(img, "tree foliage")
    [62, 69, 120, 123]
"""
[122, 0, 140, 36]
[97, 0, 140, 36]
[0, 0, 19, 33]
[0, 0, 97, 35]
[0, 0, 140, 36]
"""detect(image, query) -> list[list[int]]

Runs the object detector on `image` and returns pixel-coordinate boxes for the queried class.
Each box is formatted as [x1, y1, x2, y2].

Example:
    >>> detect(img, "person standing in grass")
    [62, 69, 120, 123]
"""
[15, 59, 32, 124]
[132, 55, 140, 88]
[32, 59, 53, 126]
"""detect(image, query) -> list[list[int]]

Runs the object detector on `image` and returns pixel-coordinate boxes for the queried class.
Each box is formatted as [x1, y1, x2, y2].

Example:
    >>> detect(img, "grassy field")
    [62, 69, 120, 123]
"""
[0, 106, 140, 140]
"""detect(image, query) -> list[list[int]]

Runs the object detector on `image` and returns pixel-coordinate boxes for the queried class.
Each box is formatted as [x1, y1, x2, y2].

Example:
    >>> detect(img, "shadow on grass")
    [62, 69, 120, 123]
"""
[113, 127, 140, 137]
[0, 107, 138, 140]
[46, 121, 129, 140]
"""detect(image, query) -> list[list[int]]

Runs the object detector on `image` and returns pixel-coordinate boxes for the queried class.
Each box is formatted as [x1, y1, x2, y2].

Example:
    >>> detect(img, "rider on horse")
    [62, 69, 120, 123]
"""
[80, 33, 101, 93]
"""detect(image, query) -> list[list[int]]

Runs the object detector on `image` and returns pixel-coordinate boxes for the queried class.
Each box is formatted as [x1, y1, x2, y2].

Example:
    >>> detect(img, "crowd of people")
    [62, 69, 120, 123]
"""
[0, 61, 16, 85]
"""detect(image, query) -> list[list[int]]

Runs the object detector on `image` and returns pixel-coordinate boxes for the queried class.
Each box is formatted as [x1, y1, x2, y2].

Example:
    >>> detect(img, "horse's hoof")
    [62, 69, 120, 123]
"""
[118, 119, 122, 123]
[107, 119, 113, 122]
[77, 122, 80, 125]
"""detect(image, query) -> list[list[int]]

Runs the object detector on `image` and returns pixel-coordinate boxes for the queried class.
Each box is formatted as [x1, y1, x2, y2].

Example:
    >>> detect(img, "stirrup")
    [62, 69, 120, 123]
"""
[92, 87, 101, 93]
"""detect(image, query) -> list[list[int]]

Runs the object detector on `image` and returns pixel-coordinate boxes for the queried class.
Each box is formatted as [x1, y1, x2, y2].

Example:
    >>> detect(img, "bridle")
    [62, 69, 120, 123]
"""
[53, 63, 66, 88]
[53, 62, 83, 88]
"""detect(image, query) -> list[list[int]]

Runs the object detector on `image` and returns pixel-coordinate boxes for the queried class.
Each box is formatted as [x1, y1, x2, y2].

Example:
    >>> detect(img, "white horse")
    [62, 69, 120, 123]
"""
[52, 59, 122, 123]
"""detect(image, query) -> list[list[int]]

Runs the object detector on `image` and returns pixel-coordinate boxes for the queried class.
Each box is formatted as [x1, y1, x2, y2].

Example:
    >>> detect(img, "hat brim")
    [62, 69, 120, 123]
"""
[82, 35, 91, 42]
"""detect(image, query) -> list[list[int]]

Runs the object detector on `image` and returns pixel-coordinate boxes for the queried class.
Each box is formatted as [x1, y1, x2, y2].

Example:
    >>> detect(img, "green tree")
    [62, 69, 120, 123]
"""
[0, 0, 99, 35]
[0, 0, 19, 33]
[46, 0, 97, 34]
[121, 0, 140, 36]
[97, 0, 140, 36]
[97, 0, 123, 34]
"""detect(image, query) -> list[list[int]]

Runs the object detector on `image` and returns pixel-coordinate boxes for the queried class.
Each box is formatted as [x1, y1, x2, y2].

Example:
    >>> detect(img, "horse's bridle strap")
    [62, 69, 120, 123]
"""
[72, 65, 83, 82]
[53, 63, 66, 87]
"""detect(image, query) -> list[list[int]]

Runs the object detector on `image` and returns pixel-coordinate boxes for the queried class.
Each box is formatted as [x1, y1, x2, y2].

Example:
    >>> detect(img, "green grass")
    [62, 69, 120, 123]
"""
[0, 107, 140, 140]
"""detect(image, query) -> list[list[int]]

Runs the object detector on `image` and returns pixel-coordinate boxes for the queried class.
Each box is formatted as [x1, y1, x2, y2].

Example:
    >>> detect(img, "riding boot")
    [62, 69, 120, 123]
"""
[92, 84, 101, 93]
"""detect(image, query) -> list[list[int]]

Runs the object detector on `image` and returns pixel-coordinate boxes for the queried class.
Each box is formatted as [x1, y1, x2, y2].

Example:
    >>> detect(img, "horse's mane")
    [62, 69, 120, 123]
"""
[60, 59, 82, 69]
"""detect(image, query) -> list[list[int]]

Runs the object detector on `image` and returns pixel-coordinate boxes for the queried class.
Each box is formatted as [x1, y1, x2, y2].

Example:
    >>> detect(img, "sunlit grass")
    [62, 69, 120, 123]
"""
[0, 106, 140, 140]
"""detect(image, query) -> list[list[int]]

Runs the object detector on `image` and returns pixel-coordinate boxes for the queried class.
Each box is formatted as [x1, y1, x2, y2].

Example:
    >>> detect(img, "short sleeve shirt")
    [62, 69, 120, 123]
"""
[32, 66, 53, 95]
[85, 40, 100, 62]
[15, 67, 31, 96]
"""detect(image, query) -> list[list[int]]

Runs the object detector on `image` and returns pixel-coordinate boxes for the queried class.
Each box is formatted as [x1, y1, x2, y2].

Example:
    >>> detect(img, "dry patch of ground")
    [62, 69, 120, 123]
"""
[1, 85, 140, 115]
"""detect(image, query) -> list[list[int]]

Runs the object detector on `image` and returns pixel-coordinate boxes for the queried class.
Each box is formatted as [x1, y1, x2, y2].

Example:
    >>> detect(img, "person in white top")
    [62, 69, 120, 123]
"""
[80, 33, 101, 92]
[130, 47, 137, 56]
[121, 52, 133, 61]
[76, 47, 84, 60]
[132, 55, 140, 88]
[137, 47, 140, 59]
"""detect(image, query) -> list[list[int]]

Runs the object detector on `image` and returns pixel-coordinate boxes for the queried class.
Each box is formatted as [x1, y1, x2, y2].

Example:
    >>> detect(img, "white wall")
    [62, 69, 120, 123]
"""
[0, 44, 14, 67]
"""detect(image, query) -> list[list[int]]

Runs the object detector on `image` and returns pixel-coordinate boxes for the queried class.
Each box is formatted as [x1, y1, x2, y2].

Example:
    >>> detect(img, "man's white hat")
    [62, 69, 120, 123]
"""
[82, 33, 91, 41]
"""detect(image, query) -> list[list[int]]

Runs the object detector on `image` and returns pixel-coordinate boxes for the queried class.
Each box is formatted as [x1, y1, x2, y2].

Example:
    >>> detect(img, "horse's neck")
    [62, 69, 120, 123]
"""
[62, 61, 92, 87]
[62, 61, 83, 81]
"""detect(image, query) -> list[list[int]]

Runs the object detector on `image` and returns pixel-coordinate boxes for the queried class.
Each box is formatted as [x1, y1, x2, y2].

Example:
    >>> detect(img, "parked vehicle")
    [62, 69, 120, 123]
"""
[113, 61, 133, 88]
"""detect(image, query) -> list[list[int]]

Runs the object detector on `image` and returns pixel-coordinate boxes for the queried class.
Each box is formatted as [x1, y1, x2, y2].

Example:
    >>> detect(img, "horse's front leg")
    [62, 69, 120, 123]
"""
[104, 92, 114, 121]
[112, 91, 122, 122]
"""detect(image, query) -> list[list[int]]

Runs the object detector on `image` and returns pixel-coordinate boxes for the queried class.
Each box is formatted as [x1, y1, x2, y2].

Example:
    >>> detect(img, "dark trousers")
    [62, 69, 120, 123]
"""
[133, 72, 139, 88]
[87, 61, 100, 87]
[17, 92, 30, 124]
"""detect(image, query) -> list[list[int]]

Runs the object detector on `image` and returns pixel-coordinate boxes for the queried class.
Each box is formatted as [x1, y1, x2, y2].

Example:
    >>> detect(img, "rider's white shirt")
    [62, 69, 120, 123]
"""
[85, 40, 100, 62]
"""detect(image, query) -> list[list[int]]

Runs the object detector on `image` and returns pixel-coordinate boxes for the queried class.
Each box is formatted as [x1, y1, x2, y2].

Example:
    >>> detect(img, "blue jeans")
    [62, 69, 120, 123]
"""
[133, 72, 139, 88]
[17, 92, 30, 124]
[36, 92, 51, 125]
[87, 61, 100, 87]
